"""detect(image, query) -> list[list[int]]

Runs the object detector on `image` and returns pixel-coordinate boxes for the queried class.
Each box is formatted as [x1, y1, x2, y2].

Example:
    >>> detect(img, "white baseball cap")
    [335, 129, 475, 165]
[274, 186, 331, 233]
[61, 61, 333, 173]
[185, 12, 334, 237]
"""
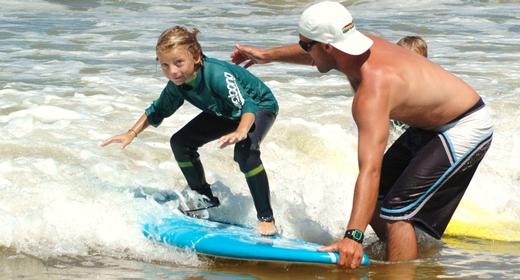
[298, 1, 373, 55]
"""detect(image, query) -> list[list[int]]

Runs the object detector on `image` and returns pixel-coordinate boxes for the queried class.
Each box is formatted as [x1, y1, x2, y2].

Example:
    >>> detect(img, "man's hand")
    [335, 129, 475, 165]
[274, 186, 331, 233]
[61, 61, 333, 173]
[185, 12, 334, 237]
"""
[318, 238, 364, 270]
[218, 129, 248, 149]
[100, 131, 135, 149]
[230, 44, 270, 68]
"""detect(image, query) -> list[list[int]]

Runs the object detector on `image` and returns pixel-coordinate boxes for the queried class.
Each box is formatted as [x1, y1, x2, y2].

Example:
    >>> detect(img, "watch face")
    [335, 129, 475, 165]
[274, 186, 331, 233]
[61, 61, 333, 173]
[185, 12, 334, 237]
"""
[346, 229, 364, 243]
[352, 230, 363, 241]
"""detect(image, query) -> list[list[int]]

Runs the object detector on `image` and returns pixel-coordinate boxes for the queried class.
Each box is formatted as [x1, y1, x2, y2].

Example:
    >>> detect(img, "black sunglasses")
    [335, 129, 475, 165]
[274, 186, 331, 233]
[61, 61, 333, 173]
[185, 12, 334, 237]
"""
[298, 40, 318, 52]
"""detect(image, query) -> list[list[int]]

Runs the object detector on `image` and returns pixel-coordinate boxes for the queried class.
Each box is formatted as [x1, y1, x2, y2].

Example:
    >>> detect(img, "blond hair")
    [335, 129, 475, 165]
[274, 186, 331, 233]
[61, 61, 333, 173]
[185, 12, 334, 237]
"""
[397, 36, 428, 58]
[156, 26, 203, 61]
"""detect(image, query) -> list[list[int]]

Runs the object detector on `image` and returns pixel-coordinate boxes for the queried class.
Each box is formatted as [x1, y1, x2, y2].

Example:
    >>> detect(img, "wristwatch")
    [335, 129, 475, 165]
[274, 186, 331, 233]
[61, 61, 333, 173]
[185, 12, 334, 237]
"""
[344, 229, 364, 243]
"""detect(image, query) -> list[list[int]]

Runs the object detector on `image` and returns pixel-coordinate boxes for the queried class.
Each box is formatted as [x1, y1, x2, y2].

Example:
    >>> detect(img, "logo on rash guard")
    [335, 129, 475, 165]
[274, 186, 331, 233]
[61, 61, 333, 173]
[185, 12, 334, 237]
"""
[224, 72, 244, 108]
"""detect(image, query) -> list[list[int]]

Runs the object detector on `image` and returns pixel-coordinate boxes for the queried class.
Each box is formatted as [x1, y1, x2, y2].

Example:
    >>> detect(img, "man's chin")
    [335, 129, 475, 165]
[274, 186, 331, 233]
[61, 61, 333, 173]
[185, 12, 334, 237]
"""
[316, 66, 330, 74]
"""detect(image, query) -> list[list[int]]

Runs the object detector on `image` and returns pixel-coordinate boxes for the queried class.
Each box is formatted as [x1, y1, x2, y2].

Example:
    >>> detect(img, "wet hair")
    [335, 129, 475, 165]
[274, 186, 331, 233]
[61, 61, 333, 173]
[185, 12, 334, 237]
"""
[156, 26, 203, 62]
[397, 36, 428, 58]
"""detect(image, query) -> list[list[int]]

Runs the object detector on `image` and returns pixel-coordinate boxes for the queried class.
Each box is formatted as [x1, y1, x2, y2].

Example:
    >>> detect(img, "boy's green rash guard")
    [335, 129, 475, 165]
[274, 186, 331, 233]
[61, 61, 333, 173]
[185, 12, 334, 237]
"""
[145, 56, 278, 127]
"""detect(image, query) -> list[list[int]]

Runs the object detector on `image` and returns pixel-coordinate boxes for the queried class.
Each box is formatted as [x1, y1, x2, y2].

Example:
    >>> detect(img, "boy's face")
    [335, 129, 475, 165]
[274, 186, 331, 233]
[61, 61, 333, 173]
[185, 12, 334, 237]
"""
[157, 46, 201, 85]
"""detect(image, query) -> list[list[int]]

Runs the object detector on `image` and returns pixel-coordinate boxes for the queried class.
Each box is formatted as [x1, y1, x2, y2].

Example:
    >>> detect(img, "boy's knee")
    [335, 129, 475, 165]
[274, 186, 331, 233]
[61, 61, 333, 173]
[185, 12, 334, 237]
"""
[234, 151, 261, 173]
[234, 155, 250, 173]
[170, 133, 186, 153]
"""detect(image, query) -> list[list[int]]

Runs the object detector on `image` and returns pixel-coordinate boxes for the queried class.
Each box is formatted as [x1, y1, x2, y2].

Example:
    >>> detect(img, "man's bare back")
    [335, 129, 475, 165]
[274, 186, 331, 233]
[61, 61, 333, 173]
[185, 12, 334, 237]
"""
[354, 35, 480, 130]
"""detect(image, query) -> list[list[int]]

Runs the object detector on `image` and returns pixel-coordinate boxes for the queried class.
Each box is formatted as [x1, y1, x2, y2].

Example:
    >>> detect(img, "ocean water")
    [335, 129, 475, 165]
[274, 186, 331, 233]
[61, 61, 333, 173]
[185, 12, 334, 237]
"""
[1, 0, 519, 279]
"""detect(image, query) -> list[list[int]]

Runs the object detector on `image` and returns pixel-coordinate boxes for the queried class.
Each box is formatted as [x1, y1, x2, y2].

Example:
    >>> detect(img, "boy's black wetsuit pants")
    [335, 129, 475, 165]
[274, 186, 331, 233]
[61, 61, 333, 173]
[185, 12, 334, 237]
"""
[170, 110, 276, 222]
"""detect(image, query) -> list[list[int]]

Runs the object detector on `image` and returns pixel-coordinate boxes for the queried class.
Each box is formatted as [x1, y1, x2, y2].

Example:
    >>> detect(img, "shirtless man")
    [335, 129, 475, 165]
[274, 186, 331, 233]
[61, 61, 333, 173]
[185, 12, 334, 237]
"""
[231, 1, 493, 269]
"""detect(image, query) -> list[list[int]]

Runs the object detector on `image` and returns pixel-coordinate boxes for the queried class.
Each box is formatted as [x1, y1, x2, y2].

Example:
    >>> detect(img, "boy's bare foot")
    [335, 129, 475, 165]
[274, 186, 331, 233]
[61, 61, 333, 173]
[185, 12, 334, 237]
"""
[257, 220, 277, 236]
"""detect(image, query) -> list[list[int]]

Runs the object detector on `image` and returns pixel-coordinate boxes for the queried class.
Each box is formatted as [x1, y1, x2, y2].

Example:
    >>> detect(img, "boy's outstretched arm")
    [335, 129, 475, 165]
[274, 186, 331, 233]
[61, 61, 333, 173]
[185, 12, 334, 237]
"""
[101, 113, 150, 149]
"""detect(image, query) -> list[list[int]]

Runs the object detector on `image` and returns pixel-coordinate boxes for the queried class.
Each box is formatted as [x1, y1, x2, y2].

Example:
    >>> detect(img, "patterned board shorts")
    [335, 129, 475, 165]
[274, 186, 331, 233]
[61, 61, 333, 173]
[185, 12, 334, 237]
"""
[379, 99, 493, 239]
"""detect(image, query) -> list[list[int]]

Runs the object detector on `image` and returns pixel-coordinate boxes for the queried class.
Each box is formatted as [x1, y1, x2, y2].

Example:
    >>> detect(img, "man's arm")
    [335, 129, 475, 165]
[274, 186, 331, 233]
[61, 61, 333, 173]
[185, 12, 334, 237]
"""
[347, 78, 390, 265]
[318, 78, 390, 269]
[349, 82, 389, 233]
[231, 43, 313, 68]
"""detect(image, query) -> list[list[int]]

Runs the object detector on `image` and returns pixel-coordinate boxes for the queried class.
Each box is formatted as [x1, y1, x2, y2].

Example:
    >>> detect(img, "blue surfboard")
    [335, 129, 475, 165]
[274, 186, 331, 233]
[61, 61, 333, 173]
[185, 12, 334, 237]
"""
[143, 213, 370, 266]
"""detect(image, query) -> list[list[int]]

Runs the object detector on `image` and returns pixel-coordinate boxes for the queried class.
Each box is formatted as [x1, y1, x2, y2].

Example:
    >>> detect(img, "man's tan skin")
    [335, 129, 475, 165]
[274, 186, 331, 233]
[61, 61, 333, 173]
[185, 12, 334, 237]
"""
[230, 34, 480, 269]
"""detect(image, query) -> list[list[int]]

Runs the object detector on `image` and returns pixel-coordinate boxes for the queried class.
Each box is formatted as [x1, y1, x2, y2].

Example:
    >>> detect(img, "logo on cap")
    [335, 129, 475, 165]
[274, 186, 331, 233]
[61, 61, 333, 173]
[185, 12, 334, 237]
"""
[342, 22, 354, 34]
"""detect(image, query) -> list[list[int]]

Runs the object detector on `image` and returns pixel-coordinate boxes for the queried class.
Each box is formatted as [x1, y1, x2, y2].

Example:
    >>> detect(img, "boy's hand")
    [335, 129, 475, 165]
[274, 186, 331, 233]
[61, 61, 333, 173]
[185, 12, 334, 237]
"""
[218, 129, 248, 149]
[100, 131, 135, 149]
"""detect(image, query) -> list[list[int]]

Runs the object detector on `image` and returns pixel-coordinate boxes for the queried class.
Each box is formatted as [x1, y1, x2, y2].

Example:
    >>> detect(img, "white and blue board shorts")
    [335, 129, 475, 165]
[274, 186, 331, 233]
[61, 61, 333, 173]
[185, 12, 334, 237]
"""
[379, 98, 493, 239]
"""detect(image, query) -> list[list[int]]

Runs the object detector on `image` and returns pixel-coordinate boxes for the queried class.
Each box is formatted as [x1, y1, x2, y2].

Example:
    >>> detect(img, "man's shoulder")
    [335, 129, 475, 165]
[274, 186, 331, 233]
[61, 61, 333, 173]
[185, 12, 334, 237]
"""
[359, 63, 402, 91]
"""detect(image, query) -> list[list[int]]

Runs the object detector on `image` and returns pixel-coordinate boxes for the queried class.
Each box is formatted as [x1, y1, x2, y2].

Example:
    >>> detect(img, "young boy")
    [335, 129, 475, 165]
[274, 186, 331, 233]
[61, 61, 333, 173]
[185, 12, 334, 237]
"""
[102, 26, 278, 235]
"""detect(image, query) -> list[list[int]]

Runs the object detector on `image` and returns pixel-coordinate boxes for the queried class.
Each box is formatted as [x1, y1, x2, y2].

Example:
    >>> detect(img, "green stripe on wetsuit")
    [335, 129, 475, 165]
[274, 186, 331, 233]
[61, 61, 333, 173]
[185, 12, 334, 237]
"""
[178, 157, 201, 168]
[177, 161, 194, 168]
[245, 164, 265, 178]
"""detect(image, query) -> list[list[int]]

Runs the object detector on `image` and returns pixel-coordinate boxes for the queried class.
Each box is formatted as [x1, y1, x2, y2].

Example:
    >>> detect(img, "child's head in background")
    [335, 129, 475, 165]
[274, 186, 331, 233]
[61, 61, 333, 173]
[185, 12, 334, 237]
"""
[397, 36, 428, 58]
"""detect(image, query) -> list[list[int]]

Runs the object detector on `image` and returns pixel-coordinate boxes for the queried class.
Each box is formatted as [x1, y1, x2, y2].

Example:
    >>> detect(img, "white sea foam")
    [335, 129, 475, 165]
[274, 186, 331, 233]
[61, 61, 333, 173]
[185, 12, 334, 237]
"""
[29, 105, 80, 120]
[0, 0, 66, 12]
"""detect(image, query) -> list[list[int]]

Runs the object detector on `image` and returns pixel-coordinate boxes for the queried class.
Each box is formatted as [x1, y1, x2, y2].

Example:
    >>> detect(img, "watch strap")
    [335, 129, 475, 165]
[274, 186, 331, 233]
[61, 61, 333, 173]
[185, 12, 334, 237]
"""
[344, 228, 364, 243]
